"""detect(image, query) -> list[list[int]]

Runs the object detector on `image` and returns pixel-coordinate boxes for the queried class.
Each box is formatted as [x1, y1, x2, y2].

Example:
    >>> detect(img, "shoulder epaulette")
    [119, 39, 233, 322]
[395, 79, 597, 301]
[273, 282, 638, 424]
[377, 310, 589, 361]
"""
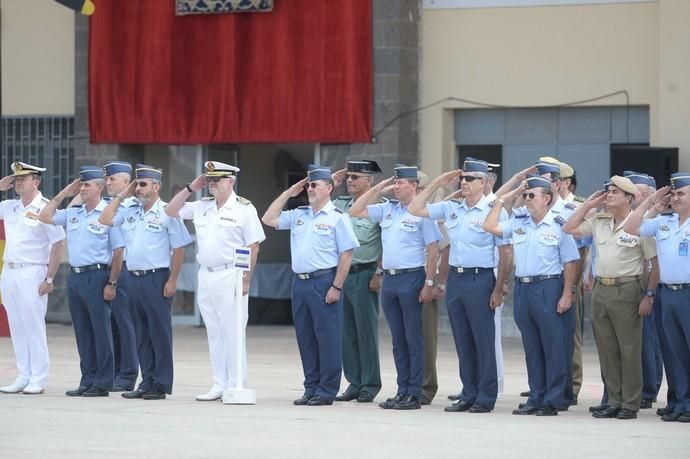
[103, 196, 113, 202]
[378, 196, 389, 204]
[334, 195, 351, 201]
[333, 207, 344, 214]
[596, 213, 613, 219]
[201, 196, 215, 201]
[236, 195, 251, 205]
[660, 210, 674, 216]
[41, 196, 50, 203]
[574, 195, 585, 203]
[564, 202, 577, 210]
[389, 199, 400, 204]
[554, 215, 566, 226]
[297, 205, 309, 209]
[450, 198, 464, 204]
[515, 214, 528, 219]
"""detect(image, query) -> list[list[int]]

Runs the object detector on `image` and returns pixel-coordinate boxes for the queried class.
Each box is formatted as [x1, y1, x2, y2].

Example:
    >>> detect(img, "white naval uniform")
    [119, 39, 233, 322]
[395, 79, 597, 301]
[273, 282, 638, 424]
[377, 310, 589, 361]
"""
[486, 191, 505, 396]
[179, 193, 266, 389]
[0, 193, 65, 388]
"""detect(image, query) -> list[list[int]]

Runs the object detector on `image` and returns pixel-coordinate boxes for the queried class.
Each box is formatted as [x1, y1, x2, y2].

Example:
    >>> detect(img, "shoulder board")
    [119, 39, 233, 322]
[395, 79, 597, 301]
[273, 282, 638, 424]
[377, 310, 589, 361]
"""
[103, 196, 113, 202]
[450, 198, 464, 204]
[564, 202, 577, 210]
[389, 199, 400, 204]
[333, 207, 343, 214]
[515, 214, 528, 219]
[297, 205, 309, 209]
[41, 196, 50, 203]
[201, 196, 215, 201]
[378, 196, 389, 204]
[596, 213, 613, 219]
[236, 195, 251, 205]
[574, 195, 585, 203]
[660, 210, 674, 216]
[554, 215, 566, 226]
[334, 195, 351, 201]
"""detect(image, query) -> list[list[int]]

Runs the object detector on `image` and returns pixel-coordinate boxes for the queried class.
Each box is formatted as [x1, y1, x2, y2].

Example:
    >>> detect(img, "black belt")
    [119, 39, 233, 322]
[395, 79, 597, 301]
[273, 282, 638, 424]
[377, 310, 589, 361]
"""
[516, 274, 562, 284]
[349, 262, 377, 274]
[383, 267, 424, 276]
[295, 267, 337, 280]
[71, 263, 109, 274]
[130, 268, 169, 277]
[451, 266, 493, 274]
[663, 283, 690, 291]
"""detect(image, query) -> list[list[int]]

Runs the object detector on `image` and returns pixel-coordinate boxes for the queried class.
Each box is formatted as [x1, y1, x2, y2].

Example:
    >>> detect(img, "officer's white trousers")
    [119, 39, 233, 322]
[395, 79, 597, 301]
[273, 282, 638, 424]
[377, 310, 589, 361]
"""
[0, 264, 49, 387]
[495, 304, 504, 396]
[197, 268, 248, 389]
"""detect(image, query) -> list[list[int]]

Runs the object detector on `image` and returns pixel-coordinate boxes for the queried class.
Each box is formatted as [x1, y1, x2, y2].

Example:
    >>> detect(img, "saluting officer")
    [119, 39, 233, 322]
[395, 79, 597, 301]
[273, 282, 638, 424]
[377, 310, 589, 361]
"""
[624, 173, 690, 422]
[0, 162, 65, 395]
[99, 164, 192, 400]
[166, 161, 265, 402]
[408, 158, 512, 413]
[102, 161, 139, 392]
[39, 166, 125, 397]
[332, 160, 384, 403]
[485, 175, 579, 416]
[262, 165, 359, 406]
[349, 165, 441, 411]
[563, 175, 658, 420]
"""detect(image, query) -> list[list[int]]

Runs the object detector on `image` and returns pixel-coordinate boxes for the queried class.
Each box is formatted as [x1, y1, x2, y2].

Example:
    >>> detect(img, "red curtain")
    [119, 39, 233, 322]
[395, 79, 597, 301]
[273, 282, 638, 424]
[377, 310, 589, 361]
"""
[89, 0, 372, 144]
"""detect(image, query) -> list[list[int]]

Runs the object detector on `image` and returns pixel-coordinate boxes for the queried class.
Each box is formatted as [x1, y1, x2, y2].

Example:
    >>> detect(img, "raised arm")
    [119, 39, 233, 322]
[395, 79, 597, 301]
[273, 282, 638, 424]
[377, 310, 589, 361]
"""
[349, 177, 394, 218]
[99, 180, 136, 226]
[165, 175, 207, 218]
[261, 178, 308, 228]
[38, 179, 81, 224]
[494, 165, 537, 198]
[562, 190, 607, 237]
[408, 170, 462, 218]
[623, 186, 670, 236]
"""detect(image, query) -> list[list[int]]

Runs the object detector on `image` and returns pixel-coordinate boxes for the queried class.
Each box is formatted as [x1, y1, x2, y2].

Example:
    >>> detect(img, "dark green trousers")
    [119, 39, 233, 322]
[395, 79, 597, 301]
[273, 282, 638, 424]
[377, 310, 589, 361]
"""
[341, 268, 381, 397]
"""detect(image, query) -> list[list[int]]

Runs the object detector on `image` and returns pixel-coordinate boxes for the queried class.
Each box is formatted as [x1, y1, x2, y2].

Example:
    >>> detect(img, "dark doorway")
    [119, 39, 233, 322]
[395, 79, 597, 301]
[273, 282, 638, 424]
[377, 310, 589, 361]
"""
[610, 145, 678, 187]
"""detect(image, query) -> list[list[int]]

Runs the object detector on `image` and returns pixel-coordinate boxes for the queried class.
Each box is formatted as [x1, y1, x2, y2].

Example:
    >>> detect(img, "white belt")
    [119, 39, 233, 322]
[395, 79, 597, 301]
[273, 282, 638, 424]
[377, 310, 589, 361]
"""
[5, 262, 46, 269]
[204, 263, 232, 273]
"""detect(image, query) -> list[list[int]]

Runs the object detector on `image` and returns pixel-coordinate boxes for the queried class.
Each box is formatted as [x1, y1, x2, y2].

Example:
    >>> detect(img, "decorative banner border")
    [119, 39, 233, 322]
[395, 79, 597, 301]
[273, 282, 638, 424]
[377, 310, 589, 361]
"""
[176, 0, 274, 15]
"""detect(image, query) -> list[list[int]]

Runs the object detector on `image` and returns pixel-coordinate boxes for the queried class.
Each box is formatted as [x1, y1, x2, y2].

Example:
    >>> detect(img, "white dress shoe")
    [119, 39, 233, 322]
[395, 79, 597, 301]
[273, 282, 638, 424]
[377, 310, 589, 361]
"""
[196, 386, 224, 401]
[22, 384, 45, 395]
[0, 381, 29, 394]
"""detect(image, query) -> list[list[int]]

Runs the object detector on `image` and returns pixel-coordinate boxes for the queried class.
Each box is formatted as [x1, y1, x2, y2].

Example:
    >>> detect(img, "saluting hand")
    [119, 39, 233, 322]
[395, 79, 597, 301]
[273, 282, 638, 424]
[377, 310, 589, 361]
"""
[119, 180, 137, 199]
[189, 174, 207, 193]
[60, 179, 82, 198]
[649, 186, 671, 213]
[0, 175, 14, 192]
[331, 168, 348, 188]
[287, 177, 309, 197]
[433, 169, 463, 187]
[584, 189, 607, 209]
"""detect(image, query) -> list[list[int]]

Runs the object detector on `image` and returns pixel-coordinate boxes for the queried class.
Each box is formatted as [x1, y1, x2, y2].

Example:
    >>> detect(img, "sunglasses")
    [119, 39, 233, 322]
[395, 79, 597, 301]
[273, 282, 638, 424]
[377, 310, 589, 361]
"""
[306, 182, 320, 189]
[461, 176, 480, 183]
[206, 176, 228, 183]
[522, 192, 546, 200]
[136, 181, 150, 188]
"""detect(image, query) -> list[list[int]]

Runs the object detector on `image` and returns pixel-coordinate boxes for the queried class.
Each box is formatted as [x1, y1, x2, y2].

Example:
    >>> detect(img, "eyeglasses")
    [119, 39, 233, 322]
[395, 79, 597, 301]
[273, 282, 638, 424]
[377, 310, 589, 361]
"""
[522, 192, 546, 200]
[346, 174, 366, 180]
[461, 176, 480, 183]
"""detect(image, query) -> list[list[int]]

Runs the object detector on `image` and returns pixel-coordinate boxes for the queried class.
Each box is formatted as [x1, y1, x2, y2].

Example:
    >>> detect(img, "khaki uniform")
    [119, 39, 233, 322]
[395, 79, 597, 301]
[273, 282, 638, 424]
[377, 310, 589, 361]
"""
[578, 212, 657, 411]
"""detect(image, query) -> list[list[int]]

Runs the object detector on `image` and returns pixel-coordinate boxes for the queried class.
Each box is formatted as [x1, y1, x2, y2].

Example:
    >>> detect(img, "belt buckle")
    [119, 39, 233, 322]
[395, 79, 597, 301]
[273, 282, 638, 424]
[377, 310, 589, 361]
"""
[456, 267, 464, 273]
[298, 273, 309, 280]
[74, 267, 82, 273]
[670, 284, 681, 291]
[519, 277, 530, 283]
[389, 269, 397, 275]
[600, 277, 616, 286]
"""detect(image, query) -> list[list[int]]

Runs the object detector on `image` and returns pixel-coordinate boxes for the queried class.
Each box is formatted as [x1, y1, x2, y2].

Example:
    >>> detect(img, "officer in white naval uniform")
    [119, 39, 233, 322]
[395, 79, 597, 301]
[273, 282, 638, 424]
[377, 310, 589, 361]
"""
[0, 162, 65, 395]
[166, 161, 266, 401]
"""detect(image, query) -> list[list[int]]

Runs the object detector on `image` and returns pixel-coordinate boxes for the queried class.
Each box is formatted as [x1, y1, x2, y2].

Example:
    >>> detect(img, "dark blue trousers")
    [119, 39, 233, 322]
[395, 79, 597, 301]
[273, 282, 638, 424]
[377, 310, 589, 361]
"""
[381, 270, 425, 397]
[67, 269, 114, 390]
[562, 300, 576, 406]
[129, 270, 174, 394]
[641, 306, 663, 401]
[660, 286, 690, 413]
[514, 278, 567, 409]
[111, 263, 138, 389]
[445, 269, 497, 409]
[291, 271, 343, 401]
[655, 286, 679, 410]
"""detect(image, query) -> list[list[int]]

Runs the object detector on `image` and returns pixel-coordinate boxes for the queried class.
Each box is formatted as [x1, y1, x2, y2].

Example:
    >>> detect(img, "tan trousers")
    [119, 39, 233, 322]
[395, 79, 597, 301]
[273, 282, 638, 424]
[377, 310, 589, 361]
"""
[591, 281, 643, 411]
[572, 279, 584, 398]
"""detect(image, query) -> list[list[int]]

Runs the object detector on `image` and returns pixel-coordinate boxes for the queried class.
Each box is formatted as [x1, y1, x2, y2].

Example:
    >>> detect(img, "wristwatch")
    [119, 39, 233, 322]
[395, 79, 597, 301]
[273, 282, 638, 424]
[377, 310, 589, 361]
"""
[437, 283, 446, 292]
[425, 279, 434, 287]
[107, 281, 118, 288]
[644, 289, 655, 298]
[375, 268, 384, 276]
[45, 277, 53, 285]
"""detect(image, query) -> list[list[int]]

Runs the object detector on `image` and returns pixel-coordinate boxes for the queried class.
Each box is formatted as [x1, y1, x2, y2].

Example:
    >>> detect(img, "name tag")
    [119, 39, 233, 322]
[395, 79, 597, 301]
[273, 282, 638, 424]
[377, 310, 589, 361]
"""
[24, 211, 40, 227]
[87, 222, 106, 235]
[314, 223, 333, 236]
[146, 223, 162, 232]
[680, 242, 688, 257]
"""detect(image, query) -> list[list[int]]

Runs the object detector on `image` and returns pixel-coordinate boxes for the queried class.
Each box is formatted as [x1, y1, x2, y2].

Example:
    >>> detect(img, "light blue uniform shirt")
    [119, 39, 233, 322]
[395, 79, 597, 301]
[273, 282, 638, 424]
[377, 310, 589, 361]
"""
[278, 201, 359, 273]
[112, 198, 193, 271]
[367, 200, 441, 270]
[427, 196, 510, 268]
[515, 197, 585, 249]
[640, 213, 690, 284]
[54, 200, 125, 267]
[104, 196, 138, 261]
[499, 210, 580, 277]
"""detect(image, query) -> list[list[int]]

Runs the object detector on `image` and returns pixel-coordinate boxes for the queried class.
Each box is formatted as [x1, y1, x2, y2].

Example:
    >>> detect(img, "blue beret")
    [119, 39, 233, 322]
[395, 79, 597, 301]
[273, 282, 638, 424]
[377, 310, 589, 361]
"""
[79, 166, 104, 181]
[535, 161, 560, 177]
[525, 174, 552, 189]
[670, 172, 690, 190]
[462, 157, 489, 174]
[135, 163, 163, 181]
[103, 161, 132, 176]
[307, 164, 332, 182]
[394, 165, 418, 179]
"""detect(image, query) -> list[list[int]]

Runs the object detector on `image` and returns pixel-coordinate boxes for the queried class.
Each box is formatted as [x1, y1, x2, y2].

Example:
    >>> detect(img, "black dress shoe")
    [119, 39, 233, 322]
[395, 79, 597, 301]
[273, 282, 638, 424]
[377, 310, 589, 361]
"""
[293, 393, 313, 405]
[357, 392, 375, 403]
[447, 393, 461, 401]
[111, 385, 130, 393]
[379, 393, 404, 409]
[445, 400, 473, 412]
[335, 392, 358, 402]
[536, 406, 558, 416]
[569, 399, 578, 406]
[678, 412, 690, 423]
[656, 405, 673, 417]
[82, 387, 109, 397]
[661, 411, 682, 422]
[394, 395, 421, 410]
[122, 389, 145, 399]
[639, 399, 653, 409]
[512, 404, 538, 415]
[307, 395, 333, 406]
[589, 403, 608, 413]
[65, 386, 89, 397]
[616, 408, 637, 420]
[420, 394, 431, 406]
[592, 406, 620, 418]
[519, 390, 531, 397]
[468, 403, 491, 413]
[142, 389, 166, 400]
